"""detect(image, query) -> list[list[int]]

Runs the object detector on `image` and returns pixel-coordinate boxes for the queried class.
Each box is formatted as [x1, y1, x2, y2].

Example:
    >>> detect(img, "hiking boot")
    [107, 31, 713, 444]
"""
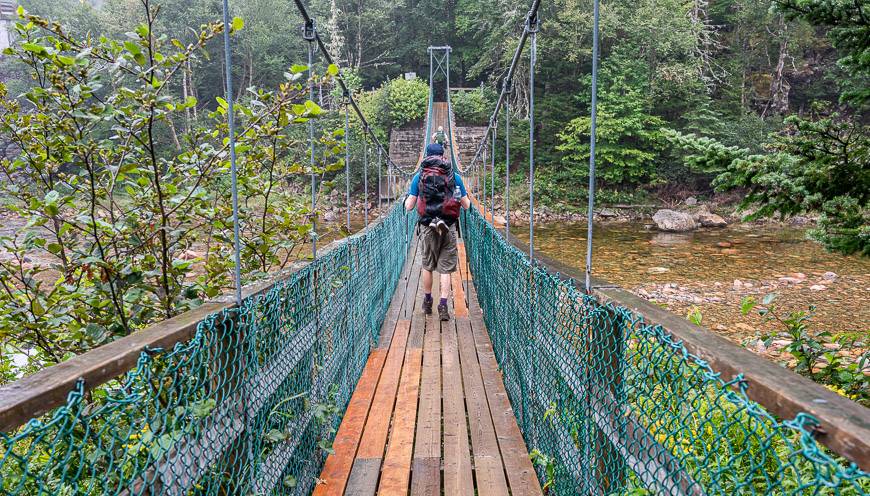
[438, 302, 450, 321]
[422, 295, 433, 315]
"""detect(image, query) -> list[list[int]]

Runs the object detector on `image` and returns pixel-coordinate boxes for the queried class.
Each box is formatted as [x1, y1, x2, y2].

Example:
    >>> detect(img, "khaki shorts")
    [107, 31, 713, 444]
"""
[420, 225, 458, 273]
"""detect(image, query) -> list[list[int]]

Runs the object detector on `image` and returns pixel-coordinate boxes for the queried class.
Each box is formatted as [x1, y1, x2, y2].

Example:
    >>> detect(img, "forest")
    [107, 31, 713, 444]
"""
[0, 0, 868, 493]
[0, 0, 866, 391]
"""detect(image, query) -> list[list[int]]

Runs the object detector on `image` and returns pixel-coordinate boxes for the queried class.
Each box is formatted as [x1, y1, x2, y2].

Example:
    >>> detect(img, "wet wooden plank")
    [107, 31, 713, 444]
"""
[313, 349, 388, 496]
[456, 316, 510, 496]
[378, 345, 423, 494]
[441, 314, 474, 495]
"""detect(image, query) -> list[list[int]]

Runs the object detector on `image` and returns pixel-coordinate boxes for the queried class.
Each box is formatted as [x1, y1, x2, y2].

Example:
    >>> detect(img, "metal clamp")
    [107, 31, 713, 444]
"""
[302, 19, 316, 41]
[525, 12, 539, 33]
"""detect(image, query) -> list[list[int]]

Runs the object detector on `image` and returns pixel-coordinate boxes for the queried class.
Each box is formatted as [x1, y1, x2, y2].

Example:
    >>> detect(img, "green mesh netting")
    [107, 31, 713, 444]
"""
[460, 205, 869, 496]
[1, 202, 416, 495]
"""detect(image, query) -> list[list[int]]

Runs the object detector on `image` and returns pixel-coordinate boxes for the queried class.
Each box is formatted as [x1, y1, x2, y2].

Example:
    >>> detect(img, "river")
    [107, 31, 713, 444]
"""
[510, 221, 870, 347]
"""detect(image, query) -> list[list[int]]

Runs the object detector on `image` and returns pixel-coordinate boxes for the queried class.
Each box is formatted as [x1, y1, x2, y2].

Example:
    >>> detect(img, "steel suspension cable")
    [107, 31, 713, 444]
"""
[490, 119, 497, 216]
[291, 0, 415, 177]
[528, 17, 537, 263]
[378, 147, 383, 218]
[304, 20, 317, 259]
[504, 81, 511, 239]
[464, 0, 543, 170]
[344, 96, 351, 231]
[363, 133, 369, 228]
[585, 0, 600, 292]
[220, 0, 242, 306]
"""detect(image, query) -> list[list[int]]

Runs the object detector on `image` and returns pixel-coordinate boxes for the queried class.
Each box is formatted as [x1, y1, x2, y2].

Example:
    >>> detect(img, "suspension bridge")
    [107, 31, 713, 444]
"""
[1, 0, 869, 494]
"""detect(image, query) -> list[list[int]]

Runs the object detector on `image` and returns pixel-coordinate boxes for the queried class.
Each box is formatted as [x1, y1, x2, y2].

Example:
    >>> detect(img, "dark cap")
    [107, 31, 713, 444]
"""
[425, 143, 444, 156]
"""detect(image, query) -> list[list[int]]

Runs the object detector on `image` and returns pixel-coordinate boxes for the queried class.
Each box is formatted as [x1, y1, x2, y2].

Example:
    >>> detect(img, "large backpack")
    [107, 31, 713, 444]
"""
[416, 156, 461, 225]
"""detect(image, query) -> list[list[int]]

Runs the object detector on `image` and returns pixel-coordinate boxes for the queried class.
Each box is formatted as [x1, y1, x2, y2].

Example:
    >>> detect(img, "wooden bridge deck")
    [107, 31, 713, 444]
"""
[314, 233, 543, 495]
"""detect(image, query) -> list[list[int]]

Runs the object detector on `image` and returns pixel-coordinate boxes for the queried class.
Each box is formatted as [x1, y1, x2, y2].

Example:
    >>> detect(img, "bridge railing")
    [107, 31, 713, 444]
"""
[461, 204, 869, 495]
[0, 203, 416, 495]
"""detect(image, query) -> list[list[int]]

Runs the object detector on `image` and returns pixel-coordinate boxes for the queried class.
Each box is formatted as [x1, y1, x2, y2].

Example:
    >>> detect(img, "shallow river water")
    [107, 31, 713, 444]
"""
[510, 221, 870, 344]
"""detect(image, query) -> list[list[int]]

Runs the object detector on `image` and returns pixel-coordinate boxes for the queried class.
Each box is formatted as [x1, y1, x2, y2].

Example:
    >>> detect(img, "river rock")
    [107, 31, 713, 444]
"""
[647, 266, 670, 274]
[597, 208, 619, 218]
[778, 276, 803, 284]
[684, 196, 698, 206]
[697, 212, 728, 227]
[494, 214, 507, 225]
[809, 284, 827, 291]
[823, 271, 838, 281]
[323, 210, 338, 222]
[717, 241, 732, 248]
[652, 209, 696, 232]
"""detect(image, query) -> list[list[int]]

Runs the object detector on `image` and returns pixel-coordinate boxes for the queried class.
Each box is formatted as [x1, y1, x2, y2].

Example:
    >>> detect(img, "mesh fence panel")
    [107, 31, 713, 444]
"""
[1, 202, 416, 496]
[461, 205, 869, 496]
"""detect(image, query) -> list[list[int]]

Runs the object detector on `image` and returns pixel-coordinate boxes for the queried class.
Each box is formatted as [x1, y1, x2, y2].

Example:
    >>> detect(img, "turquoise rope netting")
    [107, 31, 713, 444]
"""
[1, 203, 415, 495]
[461, 205, 868, 495]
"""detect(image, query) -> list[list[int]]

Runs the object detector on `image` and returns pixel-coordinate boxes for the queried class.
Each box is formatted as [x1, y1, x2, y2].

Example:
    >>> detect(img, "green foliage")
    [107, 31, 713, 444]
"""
[451, 86, 496, 125]
[358, 76, 429, 132]
[557, 67, 667, 187]
[663, 129, 750, 175]
[0, 5, 337, 377]
[715, 109, 869, 255]
[743, 295, 869, 406]
[776, 0, 870, 105]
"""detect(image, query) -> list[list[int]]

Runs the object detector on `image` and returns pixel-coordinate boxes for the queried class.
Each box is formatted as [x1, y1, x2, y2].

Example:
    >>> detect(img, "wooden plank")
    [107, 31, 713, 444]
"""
[409, 457, 440, 496]
[379, 236, 421, 349]
[455, 316, 510, 496]
[314, 349, 389, 496]
[378, 346, 423, 494]
[441, 316, 474, 495]
[451, 271, 468, 318]
[346, 458, 383, 496]
[406, 264, 425, 350]
[411, 293, 442, 495]
[357, 319, 411, 460]
[466, 286, 543, 496]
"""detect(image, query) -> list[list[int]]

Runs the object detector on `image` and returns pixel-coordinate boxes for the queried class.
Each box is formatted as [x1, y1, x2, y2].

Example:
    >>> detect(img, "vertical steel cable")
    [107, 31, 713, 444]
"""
[363, 133, 369, 228]
[490, 119, 497, 217]
[528, 20, 537, 263]
[378, 147, 383, 218]
[504, 81, 511, 239]
[304, 21, 317, 259]
[221, 0, 242, 306]
[344, 96, 351, 231]
[482, 139, 488, 214]
[585, 0, 599, 292]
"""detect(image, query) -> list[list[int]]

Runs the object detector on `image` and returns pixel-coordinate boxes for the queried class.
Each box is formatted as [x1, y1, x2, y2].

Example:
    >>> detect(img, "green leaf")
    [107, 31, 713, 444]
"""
[231, 17, 244, 32]
[327, 64, 339, 76]
[304, 100, 322, 116]
[290, 64, 308, 74]
[216, 96, 228, 109]
[21, 42, 46, 55]
[56, 55, 75, 66]
[740, 296, 756, 316]
[282, 475, 297, 488]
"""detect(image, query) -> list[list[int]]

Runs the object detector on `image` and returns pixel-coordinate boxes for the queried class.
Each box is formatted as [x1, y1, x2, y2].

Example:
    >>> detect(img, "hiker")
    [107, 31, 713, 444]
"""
[404, 142, 471, 321]
[432, 125, 447, 146]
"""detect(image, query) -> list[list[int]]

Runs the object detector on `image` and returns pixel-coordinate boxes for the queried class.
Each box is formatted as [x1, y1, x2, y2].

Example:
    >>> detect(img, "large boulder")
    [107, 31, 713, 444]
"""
[652, 209, 697, 232]
[697, 211, 728, 227]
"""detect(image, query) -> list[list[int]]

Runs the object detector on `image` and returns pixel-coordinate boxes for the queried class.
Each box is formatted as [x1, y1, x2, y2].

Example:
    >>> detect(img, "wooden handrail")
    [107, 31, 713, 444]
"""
[488, 219, 870, 471]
